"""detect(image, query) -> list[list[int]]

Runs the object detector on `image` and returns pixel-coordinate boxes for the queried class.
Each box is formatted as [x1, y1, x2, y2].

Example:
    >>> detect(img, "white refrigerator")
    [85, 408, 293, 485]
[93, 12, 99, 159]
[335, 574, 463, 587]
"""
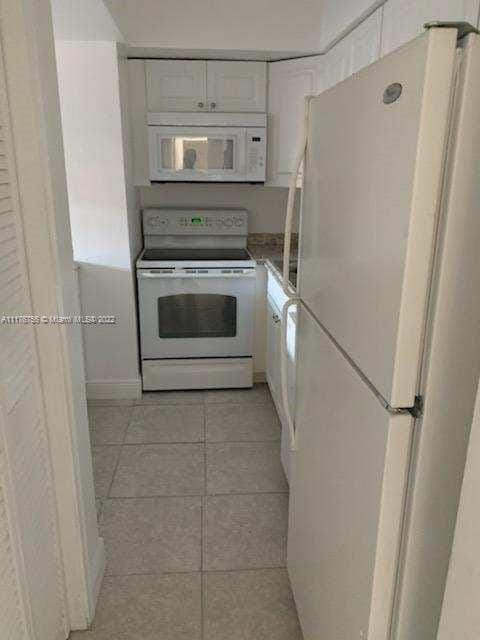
[285, 26, 480, 640]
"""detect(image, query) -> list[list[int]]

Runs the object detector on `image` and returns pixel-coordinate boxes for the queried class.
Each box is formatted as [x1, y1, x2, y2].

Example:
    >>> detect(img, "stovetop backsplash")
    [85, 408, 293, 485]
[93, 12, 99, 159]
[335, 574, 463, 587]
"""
[247, 233, 298, 250]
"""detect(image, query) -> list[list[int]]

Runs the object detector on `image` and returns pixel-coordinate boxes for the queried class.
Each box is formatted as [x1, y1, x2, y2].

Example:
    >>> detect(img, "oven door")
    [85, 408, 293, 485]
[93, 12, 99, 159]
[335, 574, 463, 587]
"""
[137, 269, 256, 358]
[148, 126, 247, 181]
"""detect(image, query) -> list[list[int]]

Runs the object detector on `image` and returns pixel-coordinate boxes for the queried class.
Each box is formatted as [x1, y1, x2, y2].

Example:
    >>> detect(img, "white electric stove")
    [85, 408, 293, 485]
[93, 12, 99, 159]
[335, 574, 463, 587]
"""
[136, 208, 256, 390]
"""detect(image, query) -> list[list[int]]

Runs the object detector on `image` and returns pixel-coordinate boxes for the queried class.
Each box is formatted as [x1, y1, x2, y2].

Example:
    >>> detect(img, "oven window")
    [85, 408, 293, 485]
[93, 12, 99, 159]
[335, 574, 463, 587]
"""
[161, 137, 234, 171]
[157, 294, 237, 339]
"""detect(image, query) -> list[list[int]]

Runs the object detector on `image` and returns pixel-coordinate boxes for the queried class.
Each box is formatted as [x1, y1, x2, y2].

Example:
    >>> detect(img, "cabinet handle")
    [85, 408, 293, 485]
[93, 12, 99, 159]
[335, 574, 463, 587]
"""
[210, 101, 217, 109]
[272, 313, 281, 324]
[198, 101, 204, 108]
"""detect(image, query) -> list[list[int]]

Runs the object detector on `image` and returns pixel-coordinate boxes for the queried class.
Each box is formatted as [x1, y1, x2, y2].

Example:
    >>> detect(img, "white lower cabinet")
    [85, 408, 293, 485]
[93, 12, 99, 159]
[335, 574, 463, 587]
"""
[381, 0, 480, 56]
[266, 294, 282, 398]
[266, 269, 297, 481]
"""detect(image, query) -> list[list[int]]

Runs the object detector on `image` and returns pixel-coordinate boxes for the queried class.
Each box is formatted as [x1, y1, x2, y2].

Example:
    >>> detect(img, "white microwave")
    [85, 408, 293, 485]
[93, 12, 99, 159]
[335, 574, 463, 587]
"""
[147, 112, 266, 183]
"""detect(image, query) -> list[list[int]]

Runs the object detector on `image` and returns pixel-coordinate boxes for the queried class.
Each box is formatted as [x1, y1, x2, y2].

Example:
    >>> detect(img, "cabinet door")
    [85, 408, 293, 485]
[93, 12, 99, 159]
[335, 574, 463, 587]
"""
[206, 61, 266, 112]
[127, 60, 150, 185]
[267, 56, 323, 187]
[266, 295, 282, 397]
[382, 0, 480, 56]
[324, 8, 382, 89]
[146, 60, 206, 111]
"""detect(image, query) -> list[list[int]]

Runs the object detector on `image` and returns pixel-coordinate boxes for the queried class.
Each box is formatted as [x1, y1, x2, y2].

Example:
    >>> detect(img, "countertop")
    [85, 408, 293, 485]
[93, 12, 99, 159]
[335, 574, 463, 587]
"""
[247, 234, 298, 290]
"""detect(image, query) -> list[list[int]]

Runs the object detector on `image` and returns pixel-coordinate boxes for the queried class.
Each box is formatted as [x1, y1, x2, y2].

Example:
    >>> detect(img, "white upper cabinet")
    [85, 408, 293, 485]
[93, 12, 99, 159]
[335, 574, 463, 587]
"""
[324, 8, 383, 90]
[267, 56, 323, 187]
[382, 0, 480, 55]
[146, 59, 266, 112]
[128, 59, 150, 185]
[206, 61, 267, 112]
[146, 60, 207, 111]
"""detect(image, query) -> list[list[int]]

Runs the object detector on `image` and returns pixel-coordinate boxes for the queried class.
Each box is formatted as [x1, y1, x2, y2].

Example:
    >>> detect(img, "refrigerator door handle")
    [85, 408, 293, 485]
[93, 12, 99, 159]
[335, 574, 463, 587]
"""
[280, 297, 299, 451]
[282, 96, 313, 292]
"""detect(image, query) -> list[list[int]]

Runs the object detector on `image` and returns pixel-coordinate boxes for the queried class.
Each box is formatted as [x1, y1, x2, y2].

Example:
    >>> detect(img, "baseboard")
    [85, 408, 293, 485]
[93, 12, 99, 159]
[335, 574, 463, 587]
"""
[86, 378, 142, 400]
[254, 371, 267, 383]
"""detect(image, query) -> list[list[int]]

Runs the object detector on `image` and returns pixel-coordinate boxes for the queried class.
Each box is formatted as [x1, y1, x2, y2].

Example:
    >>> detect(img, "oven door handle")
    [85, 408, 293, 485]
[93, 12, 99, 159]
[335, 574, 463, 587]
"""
[137, 271, 256, 279]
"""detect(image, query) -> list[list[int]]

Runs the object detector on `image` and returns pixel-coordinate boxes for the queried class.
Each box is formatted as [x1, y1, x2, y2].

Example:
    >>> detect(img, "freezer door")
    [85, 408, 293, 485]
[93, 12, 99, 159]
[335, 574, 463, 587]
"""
[299, 28, 457, 407]
[288, 307, 412, 640]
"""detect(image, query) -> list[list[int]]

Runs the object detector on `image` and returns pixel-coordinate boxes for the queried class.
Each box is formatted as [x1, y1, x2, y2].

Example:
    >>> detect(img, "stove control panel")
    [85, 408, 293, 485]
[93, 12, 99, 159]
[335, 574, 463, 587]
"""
[143, 209, 248, 236]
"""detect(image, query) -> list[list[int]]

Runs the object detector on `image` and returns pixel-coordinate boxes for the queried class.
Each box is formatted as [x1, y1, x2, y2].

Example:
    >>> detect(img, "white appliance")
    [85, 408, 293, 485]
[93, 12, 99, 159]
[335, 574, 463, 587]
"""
[148, 112, 266, 182]
[281, 25, 480, 640]
[136, 208, 256, 390]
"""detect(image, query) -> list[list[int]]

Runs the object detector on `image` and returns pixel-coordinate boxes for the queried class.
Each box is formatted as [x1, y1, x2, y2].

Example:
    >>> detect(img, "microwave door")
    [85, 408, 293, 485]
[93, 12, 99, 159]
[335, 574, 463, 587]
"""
[148, 126, 248, 181]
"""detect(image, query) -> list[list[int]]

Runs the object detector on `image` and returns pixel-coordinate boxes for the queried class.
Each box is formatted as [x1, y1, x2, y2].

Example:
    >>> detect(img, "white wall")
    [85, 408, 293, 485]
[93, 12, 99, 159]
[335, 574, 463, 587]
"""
[51, 0, 122, 41]
[438, 379, 480, 640]
[56, 40, 141, 399]
[104, 0, 325, 53]
[139, 184, 300, 234]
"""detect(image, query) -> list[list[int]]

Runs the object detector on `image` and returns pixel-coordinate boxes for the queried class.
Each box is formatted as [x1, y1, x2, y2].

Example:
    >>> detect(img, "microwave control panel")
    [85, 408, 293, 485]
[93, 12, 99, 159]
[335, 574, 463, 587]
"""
[246, 128, 266, 182]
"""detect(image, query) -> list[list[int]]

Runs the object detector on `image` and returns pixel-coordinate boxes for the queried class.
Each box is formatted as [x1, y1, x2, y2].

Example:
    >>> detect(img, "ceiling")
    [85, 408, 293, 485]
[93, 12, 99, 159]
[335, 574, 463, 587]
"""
[104, 0, 325, 58]
[51, 0, 326, 60]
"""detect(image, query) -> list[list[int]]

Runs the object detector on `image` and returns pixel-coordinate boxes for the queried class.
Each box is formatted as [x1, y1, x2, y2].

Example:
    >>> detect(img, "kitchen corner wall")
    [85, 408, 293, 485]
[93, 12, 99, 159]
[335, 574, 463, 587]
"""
[55, 40, 141, 399]
[138, 184, 300, 234]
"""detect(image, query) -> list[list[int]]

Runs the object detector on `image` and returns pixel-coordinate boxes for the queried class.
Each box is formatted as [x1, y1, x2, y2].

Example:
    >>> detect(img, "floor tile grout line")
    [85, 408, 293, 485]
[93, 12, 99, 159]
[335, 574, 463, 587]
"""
[102, 490, 289, 500]
[97, 438, 280, 447]
[102, 565, 288, 579]
[89, 400, 278, 409]
[133, 402, 205, 408]
[104, 405, 133, 500]
[200, 566, 289, 575]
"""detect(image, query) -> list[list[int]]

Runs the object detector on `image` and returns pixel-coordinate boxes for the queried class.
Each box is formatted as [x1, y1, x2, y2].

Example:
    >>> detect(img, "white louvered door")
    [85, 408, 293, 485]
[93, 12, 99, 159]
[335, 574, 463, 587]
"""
[0, 34, 68, 640]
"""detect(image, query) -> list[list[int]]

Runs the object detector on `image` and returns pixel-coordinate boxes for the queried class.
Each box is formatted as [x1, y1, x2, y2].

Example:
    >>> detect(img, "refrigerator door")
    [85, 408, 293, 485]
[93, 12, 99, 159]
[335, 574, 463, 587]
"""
[393, 33, 480, 640]
[299, 28, 457, 407]
[288, 306, 413, 640]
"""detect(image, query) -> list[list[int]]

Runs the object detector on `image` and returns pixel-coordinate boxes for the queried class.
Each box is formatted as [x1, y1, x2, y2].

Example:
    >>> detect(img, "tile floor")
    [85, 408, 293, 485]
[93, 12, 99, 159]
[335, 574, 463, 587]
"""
[73, 384, 302, 640]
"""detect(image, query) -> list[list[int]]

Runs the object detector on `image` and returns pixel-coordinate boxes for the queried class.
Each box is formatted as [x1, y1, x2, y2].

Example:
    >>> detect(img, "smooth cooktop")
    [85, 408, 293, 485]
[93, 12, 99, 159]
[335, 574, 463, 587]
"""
[142, 248, 251, 261]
